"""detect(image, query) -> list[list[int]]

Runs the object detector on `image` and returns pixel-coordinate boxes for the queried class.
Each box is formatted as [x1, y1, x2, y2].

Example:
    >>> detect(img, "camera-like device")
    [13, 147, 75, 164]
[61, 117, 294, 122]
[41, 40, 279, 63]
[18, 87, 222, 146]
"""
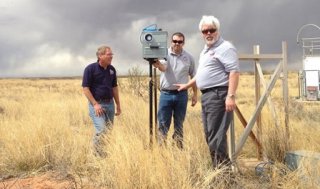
[140, 24, 168, 59]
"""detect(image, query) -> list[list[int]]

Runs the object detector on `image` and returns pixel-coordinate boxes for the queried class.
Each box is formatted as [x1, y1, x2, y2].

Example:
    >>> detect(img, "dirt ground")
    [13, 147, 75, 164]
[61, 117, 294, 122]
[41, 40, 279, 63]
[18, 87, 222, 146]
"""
[0, 172, 77, 189]
[0, 159, 261, 189]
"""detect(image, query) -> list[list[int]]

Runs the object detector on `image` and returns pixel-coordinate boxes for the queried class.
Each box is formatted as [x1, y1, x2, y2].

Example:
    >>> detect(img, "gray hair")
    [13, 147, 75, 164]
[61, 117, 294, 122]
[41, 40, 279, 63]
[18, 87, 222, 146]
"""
[96, 45, 111, 59]
[198, 15, 220, 31]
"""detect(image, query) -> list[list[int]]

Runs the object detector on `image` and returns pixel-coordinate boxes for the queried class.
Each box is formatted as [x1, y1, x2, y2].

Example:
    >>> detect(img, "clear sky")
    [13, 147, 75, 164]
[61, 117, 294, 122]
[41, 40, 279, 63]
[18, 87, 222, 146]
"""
[1, 0, 320, 77]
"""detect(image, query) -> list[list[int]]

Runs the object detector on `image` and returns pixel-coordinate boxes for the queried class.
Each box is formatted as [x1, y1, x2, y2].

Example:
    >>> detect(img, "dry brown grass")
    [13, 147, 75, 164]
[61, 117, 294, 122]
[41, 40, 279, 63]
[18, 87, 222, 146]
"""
[0, 72, 320, 188]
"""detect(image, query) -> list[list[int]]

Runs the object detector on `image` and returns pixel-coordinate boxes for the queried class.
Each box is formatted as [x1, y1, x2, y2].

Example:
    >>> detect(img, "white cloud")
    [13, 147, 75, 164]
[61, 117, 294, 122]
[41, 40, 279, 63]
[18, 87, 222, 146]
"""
[5, 43, 89, 77]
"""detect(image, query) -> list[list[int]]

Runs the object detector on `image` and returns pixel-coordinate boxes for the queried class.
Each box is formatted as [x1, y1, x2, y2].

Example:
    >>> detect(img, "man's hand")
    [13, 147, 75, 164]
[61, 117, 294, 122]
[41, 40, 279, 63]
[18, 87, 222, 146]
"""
[173, 84, 188, 91]
[115, 106, 121, 116]
[174, 77, 196, 92]
[225, 97, 236, 112]
[152, 59, 160, 68]
[191, 94, 197, 107]
[94, 103, 104, 116]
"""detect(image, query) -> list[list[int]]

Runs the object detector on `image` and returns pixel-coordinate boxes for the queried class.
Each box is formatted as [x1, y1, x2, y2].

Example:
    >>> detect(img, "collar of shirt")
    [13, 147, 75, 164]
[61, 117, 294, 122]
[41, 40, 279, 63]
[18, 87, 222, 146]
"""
[96, 61, 110, 70]
[169, 47, 184, 56]
[203, 36, 224, 53]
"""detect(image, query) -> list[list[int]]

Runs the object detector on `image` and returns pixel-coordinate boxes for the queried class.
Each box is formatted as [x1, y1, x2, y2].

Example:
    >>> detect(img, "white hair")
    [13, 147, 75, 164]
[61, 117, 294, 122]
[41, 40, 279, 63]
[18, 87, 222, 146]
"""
[198, 15, 220, 31]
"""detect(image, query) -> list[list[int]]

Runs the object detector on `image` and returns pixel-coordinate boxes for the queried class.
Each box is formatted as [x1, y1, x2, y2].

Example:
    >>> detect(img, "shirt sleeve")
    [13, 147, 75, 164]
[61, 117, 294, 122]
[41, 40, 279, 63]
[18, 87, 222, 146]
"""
[189, 54, 196, 78]
[82, 66, 92, 87]
[221, 47, 240, 72]
[112, 68, 118, 87]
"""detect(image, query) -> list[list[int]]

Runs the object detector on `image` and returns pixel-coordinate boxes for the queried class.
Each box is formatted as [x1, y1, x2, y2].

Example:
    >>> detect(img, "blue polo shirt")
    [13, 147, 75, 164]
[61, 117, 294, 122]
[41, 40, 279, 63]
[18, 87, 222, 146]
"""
[82, 62, 117, 101]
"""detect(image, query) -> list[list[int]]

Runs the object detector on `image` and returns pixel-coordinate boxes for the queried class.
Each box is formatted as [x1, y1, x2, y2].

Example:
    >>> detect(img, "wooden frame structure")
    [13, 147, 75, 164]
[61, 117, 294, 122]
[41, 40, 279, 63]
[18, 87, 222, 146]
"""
[230, 41, 290, 161]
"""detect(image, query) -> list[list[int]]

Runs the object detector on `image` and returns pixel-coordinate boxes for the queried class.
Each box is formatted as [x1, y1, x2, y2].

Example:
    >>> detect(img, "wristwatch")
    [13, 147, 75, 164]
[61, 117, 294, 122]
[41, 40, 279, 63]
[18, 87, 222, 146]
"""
[227, 94, 236, 99]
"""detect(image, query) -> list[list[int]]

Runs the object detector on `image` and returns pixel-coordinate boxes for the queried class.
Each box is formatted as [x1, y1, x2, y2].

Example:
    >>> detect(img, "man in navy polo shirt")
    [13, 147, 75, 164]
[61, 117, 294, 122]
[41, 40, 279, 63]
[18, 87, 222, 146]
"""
[82, 45, 121, 157]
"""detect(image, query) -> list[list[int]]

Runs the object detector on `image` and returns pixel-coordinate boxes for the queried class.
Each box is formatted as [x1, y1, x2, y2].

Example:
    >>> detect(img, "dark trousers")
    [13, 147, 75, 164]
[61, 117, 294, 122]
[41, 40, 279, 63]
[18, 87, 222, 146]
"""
[201, 87, 233, 167]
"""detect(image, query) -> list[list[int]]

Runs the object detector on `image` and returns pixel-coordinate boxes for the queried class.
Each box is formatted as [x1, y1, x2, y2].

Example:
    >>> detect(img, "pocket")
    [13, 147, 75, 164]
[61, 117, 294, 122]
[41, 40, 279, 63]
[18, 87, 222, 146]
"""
[217, 89, 228, 100]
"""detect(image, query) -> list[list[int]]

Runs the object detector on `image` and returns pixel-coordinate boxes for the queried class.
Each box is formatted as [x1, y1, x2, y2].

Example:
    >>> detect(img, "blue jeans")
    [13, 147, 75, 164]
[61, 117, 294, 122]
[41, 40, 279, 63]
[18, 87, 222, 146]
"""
[89, 100, 115, 154]
[158, 90, 188, 147]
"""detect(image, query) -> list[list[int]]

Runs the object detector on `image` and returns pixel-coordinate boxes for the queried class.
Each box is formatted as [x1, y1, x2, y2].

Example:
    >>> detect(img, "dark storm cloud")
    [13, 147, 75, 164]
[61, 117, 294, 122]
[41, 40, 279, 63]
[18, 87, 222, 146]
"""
[0, 0, 319, 77]
[220, 1, 320, 70]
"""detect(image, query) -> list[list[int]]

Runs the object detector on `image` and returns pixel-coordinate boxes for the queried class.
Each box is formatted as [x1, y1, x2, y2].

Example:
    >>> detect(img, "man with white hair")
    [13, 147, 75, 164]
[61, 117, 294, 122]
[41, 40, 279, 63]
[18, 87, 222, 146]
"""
[175, 15, 240, 168]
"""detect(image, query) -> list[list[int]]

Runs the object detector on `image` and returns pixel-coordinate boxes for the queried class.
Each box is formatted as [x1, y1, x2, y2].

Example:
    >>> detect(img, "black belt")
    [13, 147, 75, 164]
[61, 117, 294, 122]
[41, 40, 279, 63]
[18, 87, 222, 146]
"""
[200, 86, 228, 94]
[97, 98, 113, 103]
[161, 89, 186, 94]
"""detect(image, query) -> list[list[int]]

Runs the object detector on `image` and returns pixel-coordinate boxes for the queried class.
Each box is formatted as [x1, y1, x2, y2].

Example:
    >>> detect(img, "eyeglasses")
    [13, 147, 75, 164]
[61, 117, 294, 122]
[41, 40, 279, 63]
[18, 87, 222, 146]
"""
[172, 40, 184, 44]
[201, 28, 217, 34]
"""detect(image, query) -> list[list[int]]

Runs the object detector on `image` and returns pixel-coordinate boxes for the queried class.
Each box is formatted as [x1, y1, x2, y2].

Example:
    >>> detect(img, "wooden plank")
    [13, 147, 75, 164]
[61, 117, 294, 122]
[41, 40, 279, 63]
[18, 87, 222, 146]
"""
[254, 46, 263, 160]
[239, 54, 283, 60]
[234, 105, 262, 149]
[256, 62, 280, 128]
[233, 62, 282, 159]
[282, 41, 290, 145]
[228, 115, 236, 164]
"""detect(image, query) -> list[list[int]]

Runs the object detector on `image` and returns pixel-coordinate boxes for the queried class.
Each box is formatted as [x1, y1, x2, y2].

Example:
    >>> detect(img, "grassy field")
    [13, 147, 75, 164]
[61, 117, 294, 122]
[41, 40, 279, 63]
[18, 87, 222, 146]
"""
[0, 72, 320, 188]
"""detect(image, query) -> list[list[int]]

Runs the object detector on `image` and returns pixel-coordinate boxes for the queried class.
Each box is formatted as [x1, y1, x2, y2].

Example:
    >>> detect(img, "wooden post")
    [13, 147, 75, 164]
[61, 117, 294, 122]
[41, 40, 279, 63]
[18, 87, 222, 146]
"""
[234, 105, 262, 149]
[255, 62, 280, 129]
[233, 62, 282, 159]
[282, 41, 290, 148]
[254, 45, 263, 160]
[228, 113, 235, 166]
[233, 43, 289, 161]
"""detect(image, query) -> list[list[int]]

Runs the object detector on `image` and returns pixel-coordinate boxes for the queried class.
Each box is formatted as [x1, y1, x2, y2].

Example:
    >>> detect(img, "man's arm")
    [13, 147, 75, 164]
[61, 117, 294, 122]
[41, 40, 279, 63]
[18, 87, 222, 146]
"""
[83, 87, 98, 106]
[83, 87, 104, 116]
[113, 86, 121, 116]
[225, 71, 239, 112]
[174, 77, 196, 91]
[190, 81, 198, 107]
